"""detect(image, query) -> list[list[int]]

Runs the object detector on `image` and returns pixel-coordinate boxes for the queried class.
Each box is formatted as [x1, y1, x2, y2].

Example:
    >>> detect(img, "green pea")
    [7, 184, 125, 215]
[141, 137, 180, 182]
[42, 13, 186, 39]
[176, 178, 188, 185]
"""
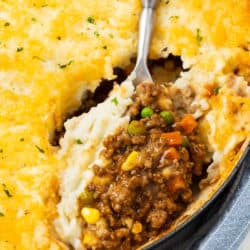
[141, 107, 154, 118]
[160, 111, 174, 125]
[182, 136, 190, 147]
[127, 120, 145, 136]
[80, 190, 94, 205]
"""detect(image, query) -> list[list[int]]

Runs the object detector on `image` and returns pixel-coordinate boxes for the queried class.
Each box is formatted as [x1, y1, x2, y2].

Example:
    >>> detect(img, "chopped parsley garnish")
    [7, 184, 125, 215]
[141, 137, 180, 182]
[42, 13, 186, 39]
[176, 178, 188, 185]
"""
[0, 212, 4, 217]
[87, 16, 95, 24]
[103, 45, 107, 50]
[161, 47, 168, 52]
[41, 4, 48, 7]
[111, 97, 118, 106]
[16, 47, 23, 52]
[196, 28, 203, 44]
[76, 139, 83, 144]
[94, 31, 100, 37]
[24, 209, 29, 215]
[109, 34, 114, 39]
[20, 138, 24, 142]
[31, 17, 36, 22]
[4, 22, 10, 27]
[2, 184, 12, 197]
[58, 60, 74, 69]
[213, 86, 221, 96]
[32, 56, 45, 62]
[169, 16, 179, 20]
[35, 145, 45, 153]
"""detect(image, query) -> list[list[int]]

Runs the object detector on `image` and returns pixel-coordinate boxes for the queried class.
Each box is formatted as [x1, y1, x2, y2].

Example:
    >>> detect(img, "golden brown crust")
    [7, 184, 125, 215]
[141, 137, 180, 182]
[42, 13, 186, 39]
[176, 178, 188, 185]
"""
[0, 1, 250, 249]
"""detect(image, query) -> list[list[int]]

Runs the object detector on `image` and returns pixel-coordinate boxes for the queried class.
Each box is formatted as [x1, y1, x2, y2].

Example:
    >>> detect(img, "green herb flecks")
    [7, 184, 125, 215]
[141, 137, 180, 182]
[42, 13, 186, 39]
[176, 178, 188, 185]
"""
[111, 97, 118, 106]
[35, 145, 45, 153]
[169, 16, 179, 20]
[58, 60, 74, 69]
[16, 47, 23, 52]
[196, 28, 203, 44]
[0, 212, 4, 217]
[213, 86, 221, 96]
[87, 16, 95, 24]
[4, 22, 10, 27]
[103, 45, 107, 50]
[161, 47, 168, 53]
[76, 139, 83, 145]
[94, 31, 100, 37]
[32, 56, 45, 62]
[2, 184, 12, 198]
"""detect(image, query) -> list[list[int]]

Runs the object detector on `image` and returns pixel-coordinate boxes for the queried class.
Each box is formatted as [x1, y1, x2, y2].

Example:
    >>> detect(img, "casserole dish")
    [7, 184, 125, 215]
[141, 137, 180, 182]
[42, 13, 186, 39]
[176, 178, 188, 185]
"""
[1, 1, 250, 249]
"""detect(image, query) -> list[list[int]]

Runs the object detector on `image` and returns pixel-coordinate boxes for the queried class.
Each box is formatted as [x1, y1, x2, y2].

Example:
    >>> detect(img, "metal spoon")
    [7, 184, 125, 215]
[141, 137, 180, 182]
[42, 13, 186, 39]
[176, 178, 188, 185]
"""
[130, 0, 159, 85]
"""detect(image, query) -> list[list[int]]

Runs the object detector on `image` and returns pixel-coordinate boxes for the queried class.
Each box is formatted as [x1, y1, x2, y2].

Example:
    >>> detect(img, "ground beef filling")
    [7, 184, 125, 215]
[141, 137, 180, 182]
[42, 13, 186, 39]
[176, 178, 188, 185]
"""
[80, 82, 207, 250]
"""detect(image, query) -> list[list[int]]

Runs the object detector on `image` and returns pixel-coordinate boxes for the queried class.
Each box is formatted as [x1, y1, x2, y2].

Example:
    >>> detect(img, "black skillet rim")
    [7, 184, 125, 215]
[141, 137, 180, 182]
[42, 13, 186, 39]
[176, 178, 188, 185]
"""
[144, 144, 250, 249]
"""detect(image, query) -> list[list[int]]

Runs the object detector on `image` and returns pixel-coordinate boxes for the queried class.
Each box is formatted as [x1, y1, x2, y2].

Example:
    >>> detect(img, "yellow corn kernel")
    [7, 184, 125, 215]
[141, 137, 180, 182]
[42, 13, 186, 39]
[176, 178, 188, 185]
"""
[162, 167, 172, 179]
[83, 231, 97, 246]
[121, 151, 139, 171]
[81, 207, 100, 224]
[132, 221, 143, 234]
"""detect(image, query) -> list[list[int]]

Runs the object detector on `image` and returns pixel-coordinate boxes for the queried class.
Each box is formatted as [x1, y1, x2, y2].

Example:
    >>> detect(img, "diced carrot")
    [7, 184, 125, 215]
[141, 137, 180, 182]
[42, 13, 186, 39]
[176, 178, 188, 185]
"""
[168, 175, 186, 194]
[132, 221, 143, 234]
[164, 147, 180, 160]
[161, 131, 182, 146]
[180, 114, 197, 134]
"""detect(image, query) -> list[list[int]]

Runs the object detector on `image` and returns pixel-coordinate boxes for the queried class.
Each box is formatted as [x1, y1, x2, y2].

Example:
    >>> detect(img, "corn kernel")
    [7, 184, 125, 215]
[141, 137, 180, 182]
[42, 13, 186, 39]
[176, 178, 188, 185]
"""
[83, 231, 97, 246]
[121, 151, 139, 171]
[132, 221, 143, 234]
[81, 207, 100, 224]
[162, 167, 172, 179]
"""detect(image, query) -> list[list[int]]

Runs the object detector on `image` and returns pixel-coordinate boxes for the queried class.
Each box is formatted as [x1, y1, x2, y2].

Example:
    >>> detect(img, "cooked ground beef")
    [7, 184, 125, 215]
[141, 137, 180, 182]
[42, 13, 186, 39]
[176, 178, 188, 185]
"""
[79, 82, 207, 250]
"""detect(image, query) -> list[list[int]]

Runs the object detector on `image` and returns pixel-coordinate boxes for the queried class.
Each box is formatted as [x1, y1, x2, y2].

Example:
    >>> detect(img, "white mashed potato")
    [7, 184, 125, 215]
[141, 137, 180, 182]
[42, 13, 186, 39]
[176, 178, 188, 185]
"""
[54, 79, 134, 249]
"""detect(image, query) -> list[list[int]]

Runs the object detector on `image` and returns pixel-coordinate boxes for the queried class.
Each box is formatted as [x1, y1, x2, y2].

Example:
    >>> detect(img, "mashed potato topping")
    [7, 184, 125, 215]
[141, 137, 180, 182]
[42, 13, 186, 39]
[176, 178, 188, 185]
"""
[153, 0, 250, 67]
[0, 1, 139, 249]
[55, 80, 134, 249]
[0, 0, 250, 249]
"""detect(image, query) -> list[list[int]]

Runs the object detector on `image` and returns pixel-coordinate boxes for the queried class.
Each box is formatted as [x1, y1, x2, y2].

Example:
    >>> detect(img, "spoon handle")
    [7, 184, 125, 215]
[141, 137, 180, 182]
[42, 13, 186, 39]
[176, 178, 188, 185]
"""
[132, 0, 158, 85]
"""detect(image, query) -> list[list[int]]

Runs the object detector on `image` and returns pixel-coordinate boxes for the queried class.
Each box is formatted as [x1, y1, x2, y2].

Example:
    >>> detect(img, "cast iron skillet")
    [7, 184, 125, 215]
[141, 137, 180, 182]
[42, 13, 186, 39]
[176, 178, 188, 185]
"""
[145, 144, 250, 250]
